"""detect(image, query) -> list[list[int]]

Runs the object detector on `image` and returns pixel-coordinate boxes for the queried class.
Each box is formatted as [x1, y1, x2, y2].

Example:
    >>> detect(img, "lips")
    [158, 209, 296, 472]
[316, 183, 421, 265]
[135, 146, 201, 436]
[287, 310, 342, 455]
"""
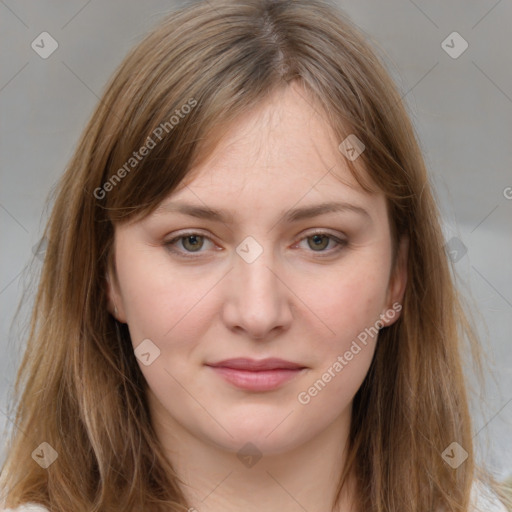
[206, 358, 305, 371]
[205, 358, 307, 392]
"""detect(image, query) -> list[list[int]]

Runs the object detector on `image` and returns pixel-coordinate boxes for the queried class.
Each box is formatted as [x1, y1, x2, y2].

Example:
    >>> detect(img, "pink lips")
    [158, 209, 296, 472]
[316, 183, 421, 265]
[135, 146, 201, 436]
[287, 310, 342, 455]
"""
[206, 358, 306, 391]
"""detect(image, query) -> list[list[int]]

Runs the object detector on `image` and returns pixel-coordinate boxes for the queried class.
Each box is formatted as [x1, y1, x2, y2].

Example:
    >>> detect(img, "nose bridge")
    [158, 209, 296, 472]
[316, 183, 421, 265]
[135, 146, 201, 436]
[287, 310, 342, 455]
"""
[222, 234, 292, 337]
[235, 234, 283, 304]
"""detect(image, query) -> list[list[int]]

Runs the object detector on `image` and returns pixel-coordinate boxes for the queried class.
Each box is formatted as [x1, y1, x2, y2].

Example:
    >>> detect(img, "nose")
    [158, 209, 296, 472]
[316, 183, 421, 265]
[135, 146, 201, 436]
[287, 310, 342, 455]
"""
[220, 240, 294, 340]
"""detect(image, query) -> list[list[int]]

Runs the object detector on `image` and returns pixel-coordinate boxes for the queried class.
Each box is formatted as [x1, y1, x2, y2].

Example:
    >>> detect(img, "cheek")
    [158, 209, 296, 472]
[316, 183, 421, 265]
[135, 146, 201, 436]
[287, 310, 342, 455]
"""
[301, 257, 391, 347]
[115, 247, 216, 344]
[294, 266, 385, 413]
[291, 256, 389, 410]
[115, 252, 216, 397]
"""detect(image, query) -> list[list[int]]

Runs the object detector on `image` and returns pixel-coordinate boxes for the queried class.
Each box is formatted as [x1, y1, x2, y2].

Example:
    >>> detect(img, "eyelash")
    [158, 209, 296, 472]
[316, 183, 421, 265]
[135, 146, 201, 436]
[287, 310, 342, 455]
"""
[163, 230, 348, 259]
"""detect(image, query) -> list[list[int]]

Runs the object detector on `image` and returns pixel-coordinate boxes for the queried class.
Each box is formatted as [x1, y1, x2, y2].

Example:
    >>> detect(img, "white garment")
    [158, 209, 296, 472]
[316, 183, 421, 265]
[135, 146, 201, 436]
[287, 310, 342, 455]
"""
[1, 481, 508, 511]
[470, 480, 509, 512]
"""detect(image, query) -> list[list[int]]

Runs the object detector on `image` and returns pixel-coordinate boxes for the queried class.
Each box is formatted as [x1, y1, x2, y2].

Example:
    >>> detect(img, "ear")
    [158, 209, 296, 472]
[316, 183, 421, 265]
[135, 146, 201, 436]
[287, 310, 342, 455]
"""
[105, 262, 127, 323]
[380, 235, 408, 328]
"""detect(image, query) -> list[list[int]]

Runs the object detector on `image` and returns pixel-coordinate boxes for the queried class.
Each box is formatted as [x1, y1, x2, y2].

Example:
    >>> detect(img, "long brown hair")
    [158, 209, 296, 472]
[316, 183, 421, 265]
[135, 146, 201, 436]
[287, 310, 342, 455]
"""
[1, 1, 508, 511]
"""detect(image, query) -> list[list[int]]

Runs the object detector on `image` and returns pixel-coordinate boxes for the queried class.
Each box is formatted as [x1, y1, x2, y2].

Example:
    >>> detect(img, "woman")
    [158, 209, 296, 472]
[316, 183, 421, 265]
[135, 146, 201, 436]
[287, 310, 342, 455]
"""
[1, 1, 509, 510]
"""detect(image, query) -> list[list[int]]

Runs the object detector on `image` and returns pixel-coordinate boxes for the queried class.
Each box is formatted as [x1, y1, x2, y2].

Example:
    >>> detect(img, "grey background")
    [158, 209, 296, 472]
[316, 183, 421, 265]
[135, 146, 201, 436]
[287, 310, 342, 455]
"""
[1, 0, 511, 481]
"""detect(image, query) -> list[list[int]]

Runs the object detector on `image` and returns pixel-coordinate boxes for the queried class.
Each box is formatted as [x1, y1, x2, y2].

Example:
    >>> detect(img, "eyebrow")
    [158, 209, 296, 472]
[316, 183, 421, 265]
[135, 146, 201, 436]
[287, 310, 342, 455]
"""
[155, 201, 371, 223]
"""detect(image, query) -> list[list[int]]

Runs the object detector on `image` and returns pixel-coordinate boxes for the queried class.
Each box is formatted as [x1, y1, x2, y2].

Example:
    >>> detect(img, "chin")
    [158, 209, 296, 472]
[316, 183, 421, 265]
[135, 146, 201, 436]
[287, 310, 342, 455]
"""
[205, 420, 308, 457]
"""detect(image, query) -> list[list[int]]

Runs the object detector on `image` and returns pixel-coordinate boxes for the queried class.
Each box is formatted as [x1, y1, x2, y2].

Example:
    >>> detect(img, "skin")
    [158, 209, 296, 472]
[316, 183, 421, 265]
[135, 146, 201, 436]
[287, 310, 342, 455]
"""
[107, 82, 408, 512]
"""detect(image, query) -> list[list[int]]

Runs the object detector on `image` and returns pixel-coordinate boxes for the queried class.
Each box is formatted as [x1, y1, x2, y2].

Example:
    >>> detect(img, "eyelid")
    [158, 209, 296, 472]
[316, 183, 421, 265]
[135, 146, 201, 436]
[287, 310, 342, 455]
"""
[300, 227, 347, 240]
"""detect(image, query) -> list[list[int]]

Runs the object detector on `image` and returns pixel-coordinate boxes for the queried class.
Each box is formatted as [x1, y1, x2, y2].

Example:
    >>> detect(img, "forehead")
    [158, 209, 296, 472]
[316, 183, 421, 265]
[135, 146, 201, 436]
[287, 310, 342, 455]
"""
[173, 83, 373, 203]
[134, 82, 391, 240]
[168, 96, 384, 231]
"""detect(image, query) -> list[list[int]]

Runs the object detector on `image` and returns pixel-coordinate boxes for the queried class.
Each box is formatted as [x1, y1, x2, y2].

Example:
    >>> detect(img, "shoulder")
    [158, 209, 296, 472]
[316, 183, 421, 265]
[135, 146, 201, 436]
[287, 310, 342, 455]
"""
[1, 504, 49, 512]
[470, 480, 508, 512]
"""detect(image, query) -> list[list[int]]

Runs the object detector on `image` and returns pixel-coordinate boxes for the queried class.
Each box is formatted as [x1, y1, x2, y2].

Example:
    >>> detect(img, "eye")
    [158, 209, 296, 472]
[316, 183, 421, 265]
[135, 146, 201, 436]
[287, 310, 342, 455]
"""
[295, 232, 347, 255]
[164, 230, 347, 259]
[164, 232, 216, 258]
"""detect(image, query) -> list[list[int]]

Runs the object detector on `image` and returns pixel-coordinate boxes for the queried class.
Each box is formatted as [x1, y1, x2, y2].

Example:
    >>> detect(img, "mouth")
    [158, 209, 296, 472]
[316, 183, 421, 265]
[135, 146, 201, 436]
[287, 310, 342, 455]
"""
[205, 358, 308, 392]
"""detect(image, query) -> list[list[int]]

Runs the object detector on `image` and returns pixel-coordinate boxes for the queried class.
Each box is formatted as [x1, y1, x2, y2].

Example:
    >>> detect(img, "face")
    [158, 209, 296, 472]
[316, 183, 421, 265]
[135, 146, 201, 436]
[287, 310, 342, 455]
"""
[107, 83, 407, 456]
